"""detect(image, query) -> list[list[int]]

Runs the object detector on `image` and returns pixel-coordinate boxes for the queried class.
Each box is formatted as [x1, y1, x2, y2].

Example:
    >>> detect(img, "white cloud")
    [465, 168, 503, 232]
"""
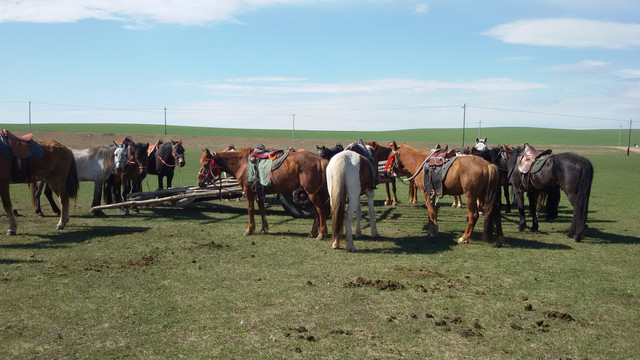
[414, 4, 429, 14]
[484, 18, 640, 49]
[204, 78, 546, 95]
[0, 0, 319, 25]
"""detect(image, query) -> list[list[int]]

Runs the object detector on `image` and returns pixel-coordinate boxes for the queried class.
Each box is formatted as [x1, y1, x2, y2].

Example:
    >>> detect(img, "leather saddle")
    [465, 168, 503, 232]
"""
[1, 129, 34, 159]
[427, 149, 457, 167]
[518, 144, 552, 173]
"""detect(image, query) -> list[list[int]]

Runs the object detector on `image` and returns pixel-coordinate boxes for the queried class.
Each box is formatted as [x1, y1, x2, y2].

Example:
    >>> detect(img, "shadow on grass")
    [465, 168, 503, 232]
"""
[583, 227, 640, 244]
[0, 226, 150, 249]
[0, 258, 44, 265]
[356, 233, 457, 255]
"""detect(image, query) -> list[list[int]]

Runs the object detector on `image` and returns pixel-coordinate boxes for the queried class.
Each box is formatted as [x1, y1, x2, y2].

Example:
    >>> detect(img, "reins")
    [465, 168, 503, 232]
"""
[393, 149, 436, 184]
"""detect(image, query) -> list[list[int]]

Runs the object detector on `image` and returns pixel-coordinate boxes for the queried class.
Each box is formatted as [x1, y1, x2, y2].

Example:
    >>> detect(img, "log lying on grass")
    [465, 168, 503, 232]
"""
[90, 178, 244, 212]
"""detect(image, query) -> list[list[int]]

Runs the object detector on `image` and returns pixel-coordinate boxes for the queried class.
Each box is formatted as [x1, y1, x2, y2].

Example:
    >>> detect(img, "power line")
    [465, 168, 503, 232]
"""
[467, 105, 629, 123]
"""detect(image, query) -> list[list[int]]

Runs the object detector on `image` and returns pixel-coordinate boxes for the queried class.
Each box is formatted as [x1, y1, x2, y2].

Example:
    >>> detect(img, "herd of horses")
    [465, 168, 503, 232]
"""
[1, 129, 594, 250]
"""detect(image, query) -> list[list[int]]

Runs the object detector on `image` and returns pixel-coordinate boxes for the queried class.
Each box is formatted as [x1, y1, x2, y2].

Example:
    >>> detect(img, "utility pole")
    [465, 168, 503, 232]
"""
[292, 114, 295, 139]
[461, 104, 466, 148]
[28, 101, 31, 131]
[164, 107, 167, 136]
[627, 119, 633, 156]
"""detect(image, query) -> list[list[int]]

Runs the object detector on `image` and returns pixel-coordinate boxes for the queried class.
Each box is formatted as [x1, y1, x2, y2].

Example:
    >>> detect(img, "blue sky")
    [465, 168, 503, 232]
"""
[0, 0, 638, 131]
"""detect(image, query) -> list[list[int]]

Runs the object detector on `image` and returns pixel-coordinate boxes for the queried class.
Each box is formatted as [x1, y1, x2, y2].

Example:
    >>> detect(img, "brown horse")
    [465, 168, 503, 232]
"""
[197, 148, 330, 239]
[387, 142, 503, 246]
[1, 138, 79, 235]
[366, 141, 400, 206]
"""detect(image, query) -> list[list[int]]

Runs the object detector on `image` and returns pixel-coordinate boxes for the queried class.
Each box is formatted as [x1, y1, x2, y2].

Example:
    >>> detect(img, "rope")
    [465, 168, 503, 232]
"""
[394, 150, 436, 184]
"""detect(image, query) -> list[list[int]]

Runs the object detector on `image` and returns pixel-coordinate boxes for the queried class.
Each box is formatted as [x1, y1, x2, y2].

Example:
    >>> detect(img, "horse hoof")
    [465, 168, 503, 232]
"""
[93, 211, 106, 218]
[457, 237, 468, 244]
[7, 230, 16, 236]
[332, 241, 340, 249]
[57, 225, 65, 231]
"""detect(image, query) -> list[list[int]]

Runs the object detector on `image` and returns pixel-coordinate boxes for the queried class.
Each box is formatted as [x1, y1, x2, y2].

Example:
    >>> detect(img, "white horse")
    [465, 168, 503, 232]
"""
[326, 146, 379, 252]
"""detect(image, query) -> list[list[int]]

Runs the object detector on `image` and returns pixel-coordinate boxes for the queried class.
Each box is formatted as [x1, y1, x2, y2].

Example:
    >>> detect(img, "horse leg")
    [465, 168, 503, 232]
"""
[503, 183, 511, 213]
[425, 194, 438, 237]
[55, 187, 70, 231]
[367, 189, 379, 238]
[31, 181, 44, 216]
[344, 190, 357, 251]
[1, 183, 17, 235]
[166, 170, 174, 189]
[157, 174, 164, 190]
[514, 189, 527, 232]
[92, 181, 106, 217]
[527, 191, 539, 232]
[308, 193, 327, 240]
[383, 183, 391, 206]
[257, 196, 269, 234]
[391, 179, 398, 205]
[459, 193, 479, 244]
[44, 182, 60, 215]
[243, 191, 256, 236]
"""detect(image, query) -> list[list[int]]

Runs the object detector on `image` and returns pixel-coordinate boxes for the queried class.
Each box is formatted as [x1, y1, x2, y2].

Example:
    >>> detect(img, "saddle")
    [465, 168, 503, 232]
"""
[250, 144, 284, 161]
[427, 149, 457, 166]
[518, 144, 552, 173]
[1, 129, 34, 159]
[246, 145, 291, 188]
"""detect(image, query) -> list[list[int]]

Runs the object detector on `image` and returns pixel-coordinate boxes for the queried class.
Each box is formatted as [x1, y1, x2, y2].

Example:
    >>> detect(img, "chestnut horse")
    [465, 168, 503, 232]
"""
[387, 142, 503, 246]
[197, 148, 330, 239]
[1, 139, 79, 234]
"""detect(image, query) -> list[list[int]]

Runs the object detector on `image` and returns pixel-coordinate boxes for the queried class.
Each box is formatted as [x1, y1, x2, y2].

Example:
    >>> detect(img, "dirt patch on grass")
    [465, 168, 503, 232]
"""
[344, 277, 404, 290]
[543, 310, 574, 322]
[129, 254, 155, 266]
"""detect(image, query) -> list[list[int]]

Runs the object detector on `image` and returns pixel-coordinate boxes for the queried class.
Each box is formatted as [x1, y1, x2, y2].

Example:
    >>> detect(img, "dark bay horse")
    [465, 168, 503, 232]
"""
[387, 142, 503, 246]
[147, 140, 185, 189]
[507, 145, 593, 241]
[103, 140, 149, 214]
[316, 143, 344, 160]
[326, 145, 378, 251]
[472, 141, 513, 213]
[197, 148, 330, 239]
[0, 137, 79, 234]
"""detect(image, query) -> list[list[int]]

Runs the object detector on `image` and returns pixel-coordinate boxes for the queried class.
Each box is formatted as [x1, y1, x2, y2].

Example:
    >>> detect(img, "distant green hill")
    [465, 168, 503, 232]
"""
[1, 123, 635, 146]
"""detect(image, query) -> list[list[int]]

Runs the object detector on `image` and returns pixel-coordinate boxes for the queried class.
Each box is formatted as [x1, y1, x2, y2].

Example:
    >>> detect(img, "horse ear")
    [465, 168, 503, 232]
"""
[443, 145, 448, 152]
[483, 137, 487, 143]
[475, 137, 480, 143]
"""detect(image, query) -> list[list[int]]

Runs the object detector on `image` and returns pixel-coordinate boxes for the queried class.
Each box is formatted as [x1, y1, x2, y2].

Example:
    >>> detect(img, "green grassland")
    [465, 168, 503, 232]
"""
[2, 122, 636, 146]
[0, 125, 639, 359]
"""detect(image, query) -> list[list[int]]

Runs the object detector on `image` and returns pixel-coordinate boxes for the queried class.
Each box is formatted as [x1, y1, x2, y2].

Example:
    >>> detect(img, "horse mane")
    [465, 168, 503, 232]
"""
[506, 146, 524, 171]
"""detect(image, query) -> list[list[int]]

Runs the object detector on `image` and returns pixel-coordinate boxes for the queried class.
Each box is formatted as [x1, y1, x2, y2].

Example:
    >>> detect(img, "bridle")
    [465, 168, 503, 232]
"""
[198, 152, 222, 185]
[387, 148, 436, 184]
[157, 142, 184, 168]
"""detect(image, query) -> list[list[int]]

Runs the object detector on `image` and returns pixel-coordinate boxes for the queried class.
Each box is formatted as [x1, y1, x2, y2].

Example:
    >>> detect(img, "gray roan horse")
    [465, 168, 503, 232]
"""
[33, 142, 128, 217]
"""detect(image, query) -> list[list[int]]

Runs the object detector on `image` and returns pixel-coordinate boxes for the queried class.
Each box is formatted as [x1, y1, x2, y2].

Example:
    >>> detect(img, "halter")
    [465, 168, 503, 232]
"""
[198, 154, 222, 183]
[157, 142, 184, 168]
[388, 149, 436, 184]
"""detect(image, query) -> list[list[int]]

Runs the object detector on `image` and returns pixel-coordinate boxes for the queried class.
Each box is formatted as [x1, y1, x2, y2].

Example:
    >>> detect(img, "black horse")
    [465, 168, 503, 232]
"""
[472, 144, 512, 213]
[316, 143, 344, 160]
[147, 140, 185, 189]
[507, 145, 593, 241]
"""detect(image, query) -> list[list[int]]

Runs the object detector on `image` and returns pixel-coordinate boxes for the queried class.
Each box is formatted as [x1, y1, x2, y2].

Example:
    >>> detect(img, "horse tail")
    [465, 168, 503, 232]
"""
[328, 155, 347, 243]
[66, 155, 80, 199]
[573, 158, 594, 241]
[482, 163, 503, 244]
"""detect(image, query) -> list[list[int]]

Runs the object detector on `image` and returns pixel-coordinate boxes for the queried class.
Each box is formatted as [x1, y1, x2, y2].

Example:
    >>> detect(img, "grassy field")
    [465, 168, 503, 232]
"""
[1, 125, 639, 358]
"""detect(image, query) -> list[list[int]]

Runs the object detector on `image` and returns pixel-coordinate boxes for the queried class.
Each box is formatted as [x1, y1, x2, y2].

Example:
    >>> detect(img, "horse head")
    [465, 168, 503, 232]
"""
[197, 148, 221, 187]
[134, 142, 150, 178]
[475, 137, 488, 152]
[112, 141, 129, 174]
[171, 140, 186, 167]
